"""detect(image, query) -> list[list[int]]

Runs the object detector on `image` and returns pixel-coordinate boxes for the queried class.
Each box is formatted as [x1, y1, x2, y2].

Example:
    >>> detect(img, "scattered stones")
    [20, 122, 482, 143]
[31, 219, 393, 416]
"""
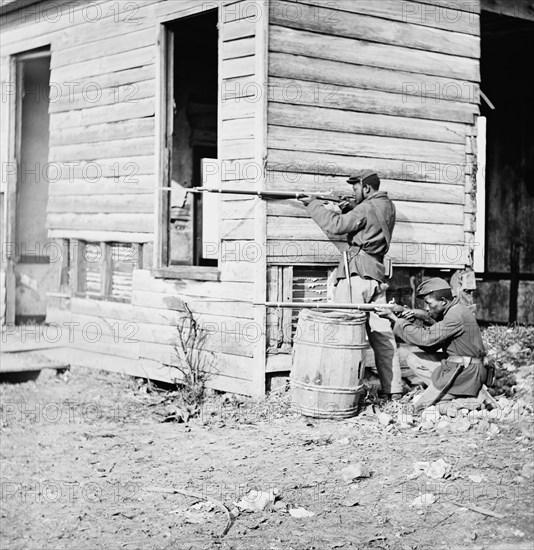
[426, 459, 450, 480]
[341, 463, 371, 483]
[376, 412, 392, 426]
[521, 462, 534, 480]
[289, 507, 314, 518]
[235, 488, 278, 512]
[411, 493, 436, 507]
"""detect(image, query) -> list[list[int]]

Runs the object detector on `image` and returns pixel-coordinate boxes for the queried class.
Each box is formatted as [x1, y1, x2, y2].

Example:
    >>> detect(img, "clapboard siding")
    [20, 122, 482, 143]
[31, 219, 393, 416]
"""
[52, 28, 156, 68]
[50, 119, 155, 147]
[269, 53, 479, 107]
[49, 137, 154, 162]
[268, 149, 466, 185]
[47, 194, 153, 214]
[49, 177, 154, 195]
[267, 1, 479, 268]
[48, 79, 154, 114]
[269, 76, 477, 123]
[298, 1, 479, 35]
[266, 173, 465, 205]
[230, 218, 465, 243]
[271, 1, 479, 58]
[270, 26, 479, 82]
[267, 200, 464, 226]
[268, 126, 466, 165]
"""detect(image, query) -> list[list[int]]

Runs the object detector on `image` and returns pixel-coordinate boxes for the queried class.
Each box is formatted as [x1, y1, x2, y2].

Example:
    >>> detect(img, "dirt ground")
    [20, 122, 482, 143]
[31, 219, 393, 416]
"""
[1, 366, 533, 550]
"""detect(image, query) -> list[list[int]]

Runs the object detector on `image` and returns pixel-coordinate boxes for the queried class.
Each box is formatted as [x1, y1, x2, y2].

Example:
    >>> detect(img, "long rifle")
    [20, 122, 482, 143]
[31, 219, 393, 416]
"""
[257, 302, 408, 313]
[161, 186, 344, 208]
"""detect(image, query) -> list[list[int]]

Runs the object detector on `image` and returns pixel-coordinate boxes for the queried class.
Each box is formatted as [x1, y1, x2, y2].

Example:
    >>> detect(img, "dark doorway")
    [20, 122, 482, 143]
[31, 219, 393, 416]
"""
[14, 50, 53, 324]
[480, 12, 534, 323]
[166, 9, 218, 267]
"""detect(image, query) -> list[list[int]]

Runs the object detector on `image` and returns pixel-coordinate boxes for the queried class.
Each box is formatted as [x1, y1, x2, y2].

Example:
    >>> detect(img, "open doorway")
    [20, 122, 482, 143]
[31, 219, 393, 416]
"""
[12, 50, 53, 324]
[164, 9, 219, 268]
[478, 12, 534, 323]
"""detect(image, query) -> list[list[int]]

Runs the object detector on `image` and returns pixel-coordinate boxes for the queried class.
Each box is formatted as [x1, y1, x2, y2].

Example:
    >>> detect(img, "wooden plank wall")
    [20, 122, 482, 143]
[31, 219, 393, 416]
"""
[266, 0, 481, 268]
[0, 0, 265, 395]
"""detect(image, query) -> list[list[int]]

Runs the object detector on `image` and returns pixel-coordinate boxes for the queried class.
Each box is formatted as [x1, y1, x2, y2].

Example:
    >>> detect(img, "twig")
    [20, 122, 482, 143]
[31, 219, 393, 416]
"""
[432, 510, 455, 528]
[145, 486, 233, 537]
[450, 501, 505, 519]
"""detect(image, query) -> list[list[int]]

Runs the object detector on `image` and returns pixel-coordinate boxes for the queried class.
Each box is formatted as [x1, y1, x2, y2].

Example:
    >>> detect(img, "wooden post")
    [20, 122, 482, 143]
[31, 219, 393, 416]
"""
[251, 0, 269, 397]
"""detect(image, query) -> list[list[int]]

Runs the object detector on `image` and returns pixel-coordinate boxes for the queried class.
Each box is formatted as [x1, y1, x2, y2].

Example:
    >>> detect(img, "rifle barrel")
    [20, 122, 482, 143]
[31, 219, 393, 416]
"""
[190, 187, 341, 202]
[258, 301, 401, 311]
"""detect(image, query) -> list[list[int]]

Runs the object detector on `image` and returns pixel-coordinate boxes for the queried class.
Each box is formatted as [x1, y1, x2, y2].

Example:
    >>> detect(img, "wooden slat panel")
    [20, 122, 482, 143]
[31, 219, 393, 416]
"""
[139, 341, 254, 382]
[44, 156, 154, 180]
[0, 1, 160, 52]
[266, 240, 470, 266]
[269, 53, 479, 107]
[135, 322, 255, 358]
[219, 258, 255, 282]
[223, 55, 255, 79]
[132, 297, 254, 323]
[294, 0, 479, 35]
[50, 118, 155, 147]
[48, 229, 153, 243]
[49, 98, 155, 128]
[132, 269, 254, 302]
[419, 0, 480, 13]
[220, 199, 255, 220]
[268, 76, 477, 123]
[46, 213, 153, 233]
[220, 138, 256, 158]
[52, 28, 156, 68]
[222, 36, 255, 59]
[271, 1, 478, 58]
[267, 200, 464, 225]
[266, 218, 465, 243]
[52, 46, 155, 82]
[48, 66, 155, 112]
[270, 26, 479, 82]
[222, 17, 256, 40]
[268, 126, 465, 165]
[50, 137, 153, 162]
[47, 194, 153, 214]
[49, 177, 154, 195]
[222, 117, 255, 139]
[49, 80, 154, 114]
[266, 172, 465, 204]
[268, 149, 466, 185]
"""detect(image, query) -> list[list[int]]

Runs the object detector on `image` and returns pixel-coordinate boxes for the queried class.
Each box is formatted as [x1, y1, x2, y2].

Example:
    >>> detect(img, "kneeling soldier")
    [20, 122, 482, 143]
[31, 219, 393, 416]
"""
[378, 277, 486, 411]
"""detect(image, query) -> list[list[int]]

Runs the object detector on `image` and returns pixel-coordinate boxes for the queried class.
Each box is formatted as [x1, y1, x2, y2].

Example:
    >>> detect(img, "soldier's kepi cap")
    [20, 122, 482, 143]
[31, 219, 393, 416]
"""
[347, 170, 380, 187]
[416, 277, 451, 299]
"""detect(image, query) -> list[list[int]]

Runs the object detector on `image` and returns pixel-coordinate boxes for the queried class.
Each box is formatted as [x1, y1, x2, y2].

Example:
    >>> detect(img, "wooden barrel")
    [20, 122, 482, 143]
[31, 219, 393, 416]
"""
[290, 309, 367, 418]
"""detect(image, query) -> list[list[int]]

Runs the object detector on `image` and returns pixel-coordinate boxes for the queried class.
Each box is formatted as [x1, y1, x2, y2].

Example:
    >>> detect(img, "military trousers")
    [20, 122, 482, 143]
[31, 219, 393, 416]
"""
[334, 276, 403, 394]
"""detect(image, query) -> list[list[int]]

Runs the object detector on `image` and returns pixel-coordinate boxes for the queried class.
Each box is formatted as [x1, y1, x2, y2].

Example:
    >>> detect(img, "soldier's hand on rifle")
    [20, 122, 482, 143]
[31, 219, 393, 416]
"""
[338, 196, 357, 214]
[298, 195, 314, 206]
[374, 307, 398, 322]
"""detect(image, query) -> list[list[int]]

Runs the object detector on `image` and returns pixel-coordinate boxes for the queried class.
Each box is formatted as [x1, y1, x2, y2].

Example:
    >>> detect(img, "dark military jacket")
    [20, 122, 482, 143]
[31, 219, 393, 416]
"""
[307, 191, 395, 283]
[394, 298, 487, 396]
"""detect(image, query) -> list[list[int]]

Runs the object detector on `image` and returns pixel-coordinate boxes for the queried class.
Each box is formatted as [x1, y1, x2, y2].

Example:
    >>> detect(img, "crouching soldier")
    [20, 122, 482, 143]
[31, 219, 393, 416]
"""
[377, 277, 486, 412]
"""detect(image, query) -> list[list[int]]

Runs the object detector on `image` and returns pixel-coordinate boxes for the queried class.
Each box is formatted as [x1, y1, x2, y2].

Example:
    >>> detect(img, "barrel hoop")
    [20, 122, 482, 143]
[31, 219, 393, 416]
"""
[291, 403, 359, 418]
[294, 340, 367, 350]
[290, 378, 363, 394]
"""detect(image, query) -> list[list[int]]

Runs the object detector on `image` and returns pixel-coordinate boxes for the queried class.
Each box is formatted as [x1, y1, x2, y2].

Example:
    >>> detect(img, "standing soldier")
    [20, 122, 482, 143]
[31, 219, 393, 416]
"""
[299, 170, 403, 400]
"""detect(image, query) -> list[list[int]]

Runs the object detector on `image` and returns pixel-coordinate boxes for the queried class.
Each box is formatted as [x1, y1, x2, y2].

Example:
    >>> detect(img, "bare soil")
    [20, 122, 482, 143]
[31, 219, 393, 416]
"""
[1, 366, 533, 550]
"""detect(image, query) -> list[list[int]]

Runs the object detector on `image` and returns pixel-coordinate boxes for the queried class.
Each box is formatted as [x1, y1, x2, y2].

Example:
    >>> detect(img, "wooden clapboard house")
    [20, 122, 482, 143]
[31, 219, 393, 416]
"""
[1, 0, 532, 395]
